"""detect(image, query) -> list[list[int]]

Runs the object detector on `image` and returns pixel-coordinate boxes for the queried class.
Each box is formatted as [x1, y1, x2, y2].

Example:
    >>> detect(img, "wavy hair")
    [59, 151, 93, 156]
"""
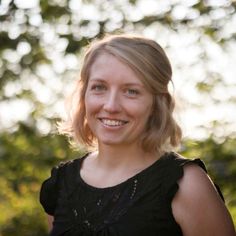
[58, 34, 182, 153]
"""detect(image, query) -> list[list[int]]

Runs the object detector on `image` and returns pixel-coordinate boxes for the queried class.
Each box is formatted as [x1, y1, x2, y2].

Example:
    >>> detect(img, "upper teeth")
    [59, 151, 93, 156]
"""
[101, 119, 125, 126]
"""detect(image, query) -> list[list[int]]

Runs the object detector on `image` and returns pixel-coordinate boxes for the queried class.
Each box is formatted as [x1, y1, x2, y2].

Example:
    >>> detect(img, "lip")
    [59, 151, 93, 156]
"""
[98, 118, 129, 128]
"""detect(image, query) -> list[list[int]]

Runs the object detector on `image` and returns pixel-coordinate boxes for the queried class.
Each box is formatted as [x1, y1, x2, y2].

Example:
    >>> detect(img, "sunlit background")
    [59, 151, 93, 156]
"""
[0, 0, 235, 234]
[1, 0, 236, 139]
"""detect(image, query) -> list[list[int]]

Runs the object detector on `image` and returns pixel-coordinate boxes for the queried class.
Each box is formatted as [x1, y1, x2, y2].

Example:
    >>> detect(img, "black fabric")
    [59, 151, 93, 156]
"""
[40, 152, 224, 236]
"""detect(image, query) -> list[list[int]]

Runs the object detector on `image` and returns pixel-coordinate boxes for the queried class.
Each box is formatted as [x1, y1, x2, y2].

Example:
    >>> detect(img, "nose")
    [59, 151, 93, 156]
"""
[103, 90, 121, 113]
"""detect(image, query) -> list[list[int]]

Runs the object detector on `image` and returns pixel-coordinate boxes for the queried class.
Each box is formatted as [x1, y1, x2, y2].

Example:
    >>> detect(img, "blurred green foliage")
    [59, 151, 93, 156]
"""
[0, 122, 79, 234]
[0, 0, 235, 234]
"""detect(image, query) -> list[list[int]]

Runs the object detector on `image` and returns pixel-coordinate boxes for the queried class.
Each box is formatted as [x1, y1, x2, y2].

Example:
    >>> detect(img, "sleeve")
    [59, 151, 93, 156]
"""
[163, 155, 224, 203]
[39, 165, 63, 215]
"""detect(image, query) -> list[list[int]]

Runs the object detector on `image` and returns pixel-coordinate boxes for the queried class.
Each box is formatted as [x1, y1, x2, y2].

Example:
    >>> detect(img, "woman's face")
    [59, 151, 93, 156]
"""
[85, 53, 153, 149]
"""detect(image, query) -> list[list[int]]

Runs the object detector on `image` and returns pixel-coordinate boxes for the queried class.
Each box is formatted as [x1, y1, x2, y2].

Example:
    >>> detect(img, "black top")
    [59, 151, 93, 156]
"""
[40, 152, 223, 236]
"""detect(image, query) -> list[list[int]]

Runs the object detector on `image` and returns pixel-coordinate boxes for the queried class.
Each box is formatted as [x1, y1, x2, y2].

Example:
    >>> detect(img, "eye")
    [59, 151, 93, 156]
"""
[91, 84, 106, 91]
[126, 88, 139, 96]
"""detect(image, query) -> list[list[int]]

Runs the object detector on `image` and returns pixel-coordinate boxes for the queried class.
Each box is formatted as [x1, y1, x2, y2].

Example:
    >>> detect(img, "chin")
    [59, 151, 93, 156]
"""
[98, 138, 125, 146]
[100, 140, 121, 146]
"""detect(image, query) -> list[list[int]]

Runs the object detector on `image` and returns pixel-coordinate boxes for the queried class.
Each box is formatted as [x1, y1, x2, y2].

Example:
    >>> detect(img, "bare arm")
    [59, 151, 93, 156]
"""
[172, 164, 236, 236]
[47, 215, 54, 232]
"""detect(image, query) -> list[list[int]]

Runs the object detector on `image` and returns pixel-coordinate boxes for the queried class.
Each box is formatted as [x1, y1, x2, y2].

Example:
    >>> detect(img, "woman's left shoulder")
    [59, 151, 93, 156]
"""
[168, 152, 225, 199]
[160, 152, 213, 202]
[171, 153, 236, 236]
[166, 152, 207, 171]
[174, 161, 220, 203]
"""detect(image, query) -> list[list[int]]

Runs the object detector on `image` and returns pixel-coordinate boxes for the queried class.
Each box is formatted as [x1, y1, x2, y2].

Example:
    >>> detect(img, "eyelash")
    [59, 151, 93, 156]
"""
[91, 84, 106, 91]
[126, 89, 139, 96]
[90, 85, 140, 96]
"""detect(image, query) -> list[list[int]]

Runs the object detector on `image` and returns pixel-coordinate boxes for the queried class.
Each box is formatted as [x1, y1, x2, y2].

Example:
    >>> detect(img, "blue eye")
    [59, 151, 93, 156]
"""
[126, 89, 139, 96]
[91, 84, 106, 91]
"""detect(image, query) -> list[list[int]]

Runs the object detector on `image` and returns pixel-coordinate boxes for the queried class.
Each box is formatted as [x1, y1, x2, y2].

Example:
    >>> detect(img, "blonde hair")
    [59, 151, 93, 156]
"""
[58, 34, 182, 153]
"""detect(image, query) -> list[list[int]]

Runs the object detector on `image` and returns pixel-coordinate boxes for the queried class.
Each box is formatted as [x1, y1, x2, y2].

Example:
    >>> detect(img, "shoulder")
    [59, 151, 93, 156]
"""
[39, 154, 88, 215]
[54, 152, 90, 177]
[160, 152, 209, 200]
[173, 163, 220, 209]
[172, 160, 235, 236]
[48, 153, 89, 186]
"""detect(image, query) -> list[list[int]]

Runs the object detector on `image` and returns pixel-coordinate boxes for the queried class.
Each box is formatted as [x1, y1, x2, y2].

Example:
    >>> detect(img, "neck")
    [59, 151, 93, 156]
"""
[95, 142, 159, 171]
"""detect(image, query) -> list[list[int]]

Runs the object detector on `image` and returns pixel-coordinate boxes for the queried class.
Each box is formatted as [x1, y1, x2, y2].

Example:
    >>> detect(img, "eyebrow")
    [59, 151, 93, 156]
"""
[89, 78, 144, 87]
[89, 78, 105, 82]
[123, 83, 144, 88]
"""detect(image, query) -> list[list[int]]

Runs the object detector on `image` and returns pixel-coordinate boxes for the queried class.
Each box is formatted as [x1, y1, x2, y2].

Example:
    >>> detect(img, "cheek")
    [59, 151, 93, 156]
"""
[84, 93, 94, 117]
[85, 95, 101, 115]
[140, 105, 153, 126]
[142, 108, 152, 124]
[130, 104, 152, 125]
[138, 98, 153, 117]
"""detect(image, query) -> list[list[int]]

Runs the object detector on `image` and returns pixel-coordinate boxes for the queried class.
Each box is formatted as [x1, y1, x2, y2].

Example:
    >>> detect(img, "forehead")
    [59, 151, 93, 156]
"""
[89, 53, 144, 85]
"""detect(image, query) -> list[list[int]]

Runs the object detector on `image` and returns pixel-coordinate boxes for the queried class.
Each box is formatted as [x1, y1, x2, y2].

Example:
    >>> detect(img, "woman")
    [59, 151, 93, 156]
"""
[40, 34, 235, 235]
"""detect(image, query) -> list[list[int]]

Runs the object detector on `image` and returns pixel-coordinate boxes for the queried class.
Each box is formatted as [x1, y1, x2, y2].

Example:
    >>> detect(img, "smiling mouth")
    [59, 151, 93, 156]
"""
[99, 118, 128, 127]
